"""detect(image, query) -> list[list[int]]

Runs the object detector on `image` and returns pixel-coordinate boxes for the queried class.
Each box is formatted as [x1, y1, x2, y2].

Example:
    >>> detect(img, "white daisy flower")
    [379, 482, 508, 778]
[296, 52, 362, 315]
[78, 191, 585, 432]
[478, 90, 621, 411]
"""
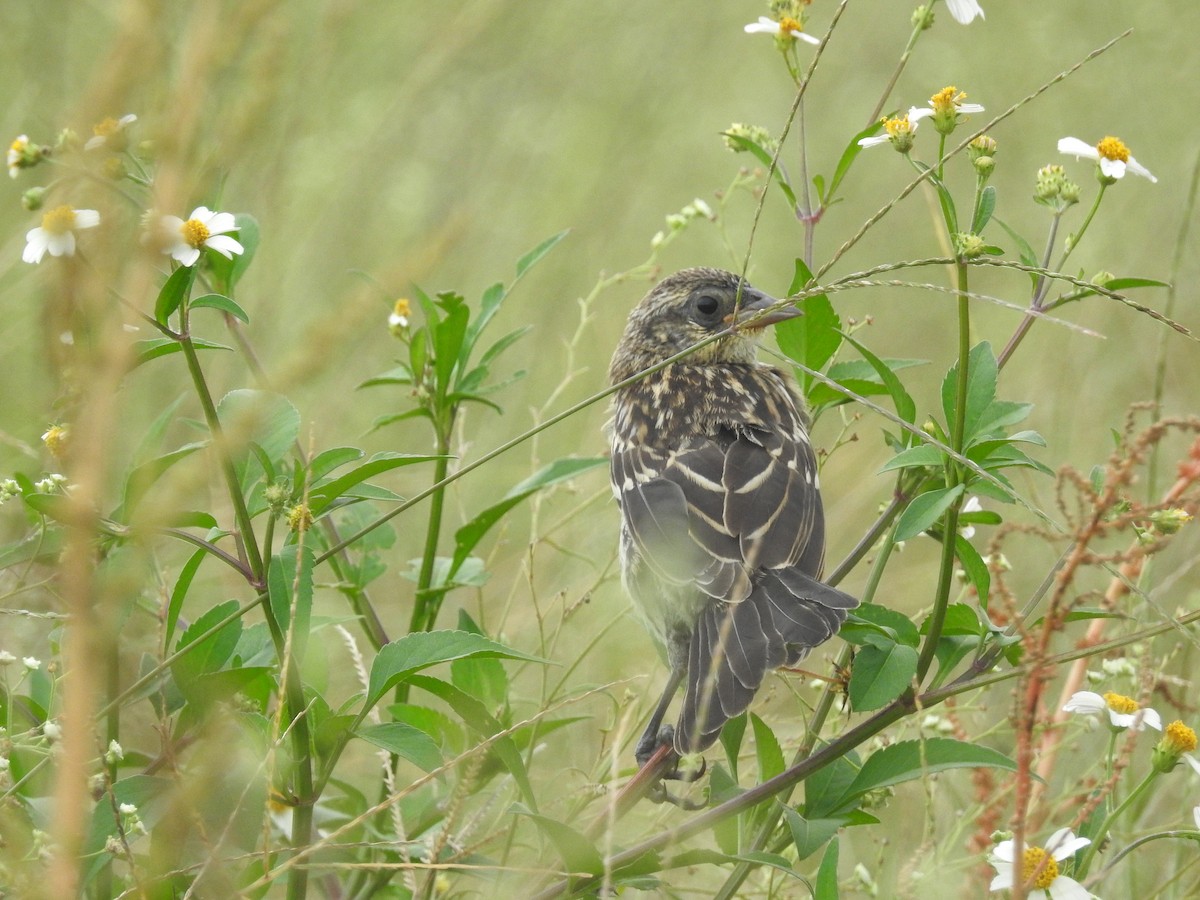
[84, 114, 138, 151]
[8, 134, 32, 178]
[22, 206, 101, 264]
[744, 16, 820, 45]
[1058, 136, 1156, 183]
[945, 0, 985, 25]
[156, 206, 244, 267]
[989, 828, 1091, 900]
[1063, 690, 1162, 731]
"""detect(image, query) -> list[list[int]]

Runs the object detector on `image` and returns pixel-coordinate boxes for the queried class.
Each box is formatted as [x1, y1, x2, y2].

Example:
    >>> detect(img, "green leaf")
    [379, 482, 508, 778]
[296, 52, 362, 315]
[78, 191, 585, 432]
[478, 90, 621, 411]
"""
[828, 121, 886, 200]
[365, 631, 546, 712]
[878, 444, 943, 473]
[355, 722, 443, 772]
[268, 545, 314, 663]
[1102, 276, 1169, 291]
[971, 401, 1033, 438]
[130, 337, 231, 370]
[190, 293, 250, 323]
[307, 447, 364, 483]
[815, 837, 840, 900]
[849, 642, 918, 711]
[750, 713, 785, 781]
[155, 264, 197, 325]
[912, 160, 957, 233]
[803, 752, 860, 819]
[840, 333, 916, 425]
[115, 441, 207, 522]
[433, 296, 470, 394]
[776, 262, 841, 394]
[307, 452, 440, 515]
[842, 602, 920, 648]
[515, 229, 569, 282]
[206, 213, 259, 292]
[954, 536, 991, 608]
[450, 609, 509, 711]
[166, 549, 206, 651]
[216, 390, 300, 478]
[808, 358, 927, 407]
[941, 342, 998, 445]
[407, 674, 538, 809]
[450, 457, 606, 576]
[972, 185, 997, 234]
[517, 808, 603, 877]
[719, 713, 747, 779]
[894, 484, 965, 541]
[836, 738, 1020, 808]
[994, 218, 1039, 288]
[358, 364, 414, 389]
[172, 599, 242, 687]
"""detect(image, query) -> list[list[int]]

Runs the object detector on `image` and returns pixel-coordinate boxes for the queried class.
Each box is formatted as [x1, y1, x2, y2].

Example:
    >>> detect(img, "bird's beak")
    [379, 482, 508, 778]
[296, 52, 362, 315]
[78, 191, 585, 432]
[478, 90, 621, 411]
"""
[727, 289, 802, 330]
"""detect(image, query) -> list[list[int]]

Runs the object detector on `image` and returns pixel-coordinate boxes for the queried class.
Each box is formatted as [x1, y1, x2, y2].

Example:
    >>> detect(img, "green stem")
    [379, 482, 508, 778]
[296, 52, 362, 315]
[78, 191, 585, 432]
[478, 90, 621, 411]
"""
[917, 262, 971, 681]
[410, 438, 452, 634]
[1075, 768, 1159, 878]
[177, 324, 266, 586]
[1058, 182, 1106, 274]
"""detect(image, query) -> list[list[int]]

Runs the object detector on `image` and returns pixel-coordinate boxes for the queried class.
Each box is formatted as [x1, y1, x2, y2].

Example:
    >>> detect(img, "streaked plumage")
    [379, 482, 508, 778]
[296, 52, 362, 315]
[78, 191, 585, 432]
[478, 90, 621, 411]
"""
[608, 267, 857, 765]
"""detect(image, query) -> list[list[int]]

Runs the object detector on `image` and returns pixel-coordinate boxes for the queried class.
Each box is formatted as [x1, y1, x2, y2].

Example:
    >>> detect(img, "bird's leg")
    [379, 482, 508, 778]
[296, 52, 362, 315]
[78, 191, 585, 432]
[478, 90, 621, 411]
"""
[635, 666, 684, 768]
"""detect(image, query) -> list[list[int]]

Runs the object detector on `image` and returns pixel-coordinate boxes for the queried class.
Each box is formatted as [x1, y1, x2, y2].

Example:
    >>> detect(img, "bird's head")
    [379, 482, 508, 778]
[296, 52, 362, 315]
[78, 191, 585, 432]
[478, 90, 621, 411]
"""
[609, 267, 800, 383]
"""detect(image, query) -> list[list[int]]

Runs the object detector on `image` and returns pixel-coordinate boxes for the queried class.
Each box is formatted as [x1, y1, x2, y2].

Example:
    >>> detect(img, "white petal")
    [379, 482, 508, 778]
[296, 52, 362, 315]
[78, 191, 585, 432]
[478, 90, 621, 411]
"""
[908, 107, 935, 124]
[795, 31, 821, 45]
[858, 134, 893, 148]
[171, 245, 201, 267]
[1183, 753, 1200, 776]
[1062, 691, 1105, 715]
[1137, 708, 1162, 731]
[989, 870, 1014, 891]
[47, 232, 76, 257]
[945, 0, 985, 24]
[1125, 156, 1157, 183]
[957, 103, 985, 114]
[73, 209, 101, 229]
[1047, 876, 1092, 900]
[1098, 156, 1127, 179]
[990, 840, 1016, 863]
[188, 206, 214, 222]
[160, 215, 185, 233]
[23, 229, 49, 264]
[744, 17, 780, 34]
[1046, 828, 1089, 861]
[84, 135, 106, 151]
[204, 234, 245, 259]
[118, 114, 137, 127]
[1058, 137, 1099, 161]
[205, 211, 238, 234]
[963, 497, 982, 513]
[1193, 805, 1200, 830]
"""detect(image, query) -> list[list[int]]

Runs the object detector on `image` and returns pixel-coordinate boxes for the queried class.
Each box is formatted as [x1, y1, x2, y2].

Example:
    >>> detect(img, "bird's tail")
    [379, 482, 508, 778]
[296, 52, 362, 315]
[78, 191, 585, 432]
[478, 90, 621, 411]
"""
[676, 571, 858, 753]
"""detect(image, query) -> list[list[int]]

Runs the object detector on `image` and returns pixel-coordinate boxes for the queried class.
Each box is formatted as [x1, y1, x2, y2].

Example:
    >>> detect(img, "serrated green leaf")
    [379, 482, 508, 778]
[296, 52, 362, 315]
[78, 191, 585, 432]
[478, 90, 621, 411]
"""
[750, 713, 785, 781]
[172, 599, 242, 686]
[843, 602, 920, 647]
[190, 293, 249, 323]
[776, 264, 841, 394]
[355, 722, 443, 772]
[954, 537, 991, 608]
[894, 485, 965, 541]
[365, 631, 546, 712]
[451, 609, 509, 710]
[941, 342, 998, 445]
[841, 333, 916, 426]
[155, 264, 197, 325]
[808, 358, 927, 407]
[849, 642, 918, 711]
[307, 447, 363, 483]
[878, 444, 943, 473]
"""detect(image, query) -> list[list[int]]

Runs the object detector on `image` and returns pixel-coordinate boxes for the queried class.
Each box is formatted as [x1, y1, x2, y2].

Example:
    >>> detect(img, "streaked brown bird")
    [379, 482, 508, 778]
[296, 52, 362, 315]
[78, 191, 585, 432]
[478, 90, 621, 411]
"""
[608, 267, 858, 773]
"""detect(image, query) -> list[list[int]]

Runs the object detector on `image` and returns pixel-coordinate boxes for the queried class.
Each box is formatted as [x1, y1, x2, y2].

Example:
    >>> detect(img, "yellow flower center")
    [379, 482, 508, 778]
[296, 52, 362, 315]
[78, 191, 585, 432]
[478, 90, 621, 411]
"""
[1164, 720, 1198, 754]
[1103, 692, 1139, 715]
[181, 218, 211, 249]
[11, 137, 27, 152]
[884, 116, 913, 138]
[42, 205, 77, 235]
[93, 117, 120, 138]
[931, 86, 967, 114]
[393, 298, 411, 318]
[778, 16, 803, 35]
[1096, 136, 1130, 163]
[1021, 847, 1058, 890]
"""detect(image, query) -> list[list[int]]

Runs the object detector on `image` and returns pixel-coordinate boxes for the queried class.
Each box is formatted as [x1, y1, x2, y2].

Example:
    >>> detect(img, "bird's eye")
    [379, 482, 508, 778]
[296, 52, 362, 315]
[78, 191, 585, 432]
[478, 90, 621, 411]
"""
[692, 293, 722, 323]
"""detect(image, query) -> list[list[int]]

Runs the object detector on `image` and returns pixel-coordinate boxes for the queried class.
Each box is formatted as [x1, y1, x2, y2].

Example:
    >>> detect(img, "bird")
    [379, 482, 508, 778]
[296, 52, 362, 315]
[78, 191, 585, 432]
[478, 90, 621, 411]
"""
[607, 267, 858, 777]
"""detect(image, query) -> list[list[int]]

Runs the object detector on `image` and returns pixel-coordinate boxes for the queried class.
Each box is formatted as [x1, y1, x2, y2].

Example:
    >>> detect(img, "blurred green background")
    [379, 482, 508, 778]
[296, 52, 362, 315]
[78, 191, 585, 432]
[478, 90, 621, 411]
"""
[2, 0, 1198, 892]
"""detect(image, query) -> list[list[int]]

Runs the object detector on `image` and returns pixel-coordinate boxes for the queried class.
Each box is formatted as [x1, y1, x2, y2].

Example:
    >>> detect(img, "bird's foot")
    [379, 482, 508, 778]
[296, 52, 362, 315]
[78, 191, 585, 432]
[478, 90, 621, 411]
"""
[647, 780, 708, 809]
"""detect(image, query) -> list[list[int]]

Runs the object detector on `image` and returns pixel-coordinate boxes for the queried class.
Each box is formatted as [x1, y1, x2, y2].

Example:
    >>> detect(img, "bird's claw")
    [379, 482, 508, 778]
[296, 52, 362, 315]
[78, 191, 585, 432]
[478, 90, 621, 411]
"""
[647, 780, 708, 809]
